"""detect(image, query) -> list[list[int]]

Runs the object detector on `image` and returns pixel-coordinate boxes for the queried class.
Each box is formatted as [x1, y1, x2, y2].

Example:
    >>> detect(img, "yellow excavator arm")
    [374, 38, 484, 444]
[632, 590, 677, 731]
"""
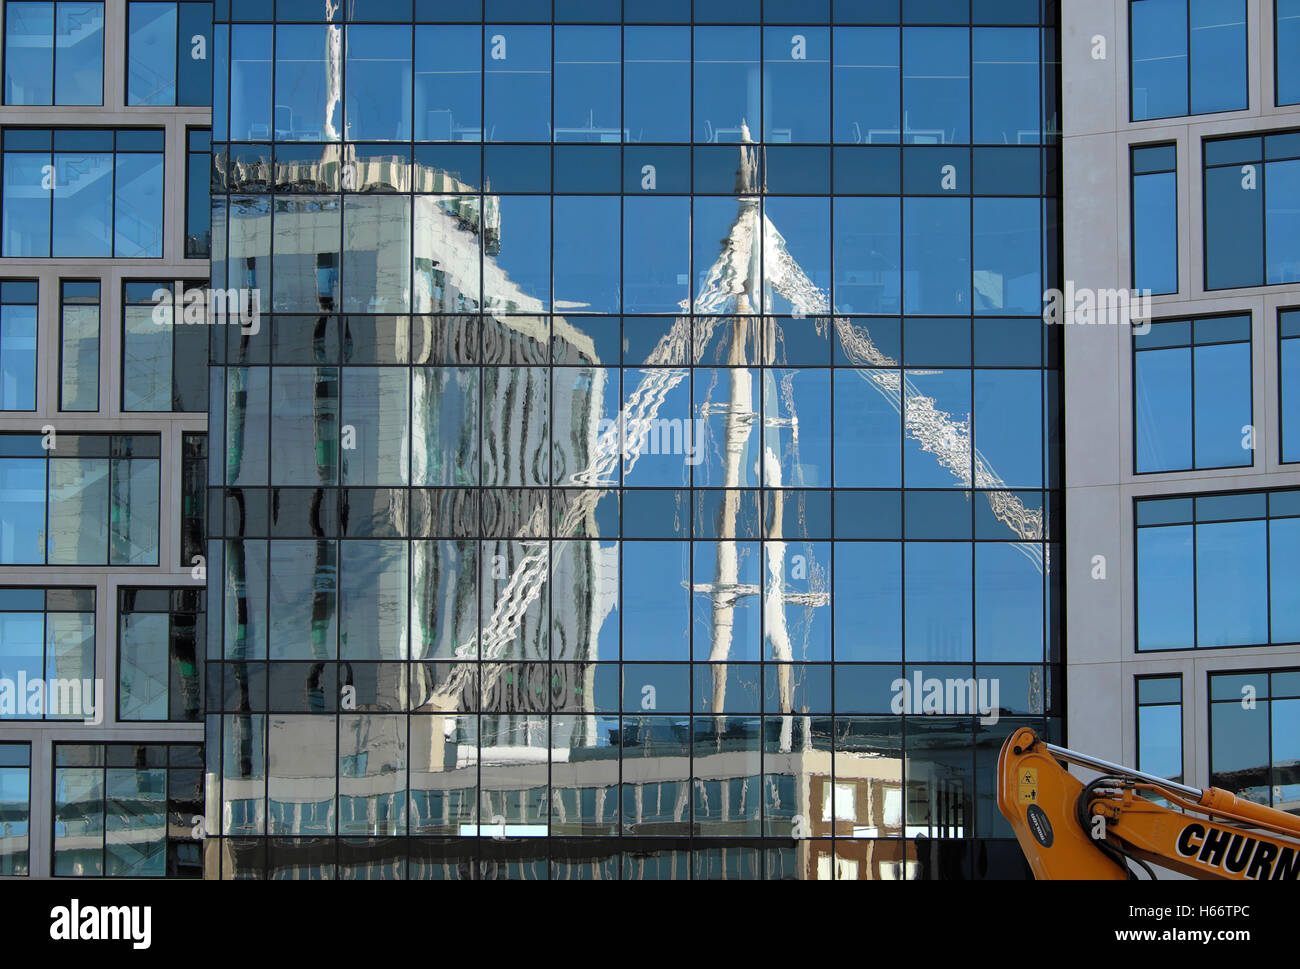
[998, 727, 1300, 880]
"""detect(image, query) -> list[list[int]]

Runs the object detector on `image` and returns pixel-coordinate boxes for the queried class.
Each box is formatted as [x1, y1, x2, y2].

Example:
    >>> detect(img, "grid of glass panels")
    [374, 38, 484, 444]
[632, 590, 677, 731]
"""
[0, 743, 30, 875]
[207, 0, 1062, 880]
[52, 743, 204, 877]
[0, 432, 160, 566]
[118, 588, 204, 722]
[126, 0, 214, 105]
[2, 0, 104, 106]
[1136, 489, 1300, 651]
[1133, 314, 1252, 474]
[0, 588, 94, 721]
[0, 128, 165, 259]
[1209, 669, 1300, 814]
[1203, 130, 1300, 290]
[122, 280, 210, 412]
[1128, 0, 1247, 121]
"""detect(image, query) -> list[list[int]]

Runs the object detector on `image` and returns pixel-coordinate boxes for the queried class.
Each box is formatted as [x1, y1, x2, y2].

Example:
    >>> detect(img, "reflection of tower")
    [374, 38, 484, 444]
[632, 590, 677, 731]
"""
[323, 0, 341, 141]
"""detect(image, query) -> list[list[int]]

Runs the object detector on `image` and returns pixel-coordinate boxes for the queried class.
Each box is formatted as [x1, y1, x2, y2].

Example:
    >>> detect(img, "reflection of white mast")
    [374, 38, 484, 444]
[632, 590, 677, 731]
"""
[434, 131, 1046, 713]
[324, 1, 342, 141]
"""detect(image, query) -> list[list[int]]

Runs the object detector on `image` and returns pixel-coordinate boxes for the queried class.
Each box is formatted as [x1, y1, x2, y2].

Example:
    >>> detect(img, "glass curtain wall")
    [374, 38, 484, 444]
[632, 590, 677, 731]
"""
[207, 0, 1062, 880]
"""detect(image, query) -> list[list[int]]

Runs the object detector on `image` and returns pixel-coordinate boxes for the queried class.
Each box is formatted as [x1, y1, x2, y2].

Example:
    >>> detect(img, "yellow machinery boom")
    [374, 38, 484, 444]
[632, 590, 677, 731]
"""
[998, 727, 1300, 879]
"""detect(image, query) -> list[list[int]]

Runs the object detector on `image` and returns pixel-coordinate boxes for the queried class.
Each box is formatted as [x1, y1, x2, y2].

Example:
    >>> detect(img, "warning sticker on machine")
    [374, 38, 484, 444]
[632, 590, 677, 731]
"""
[1019, 767, 1038, 804]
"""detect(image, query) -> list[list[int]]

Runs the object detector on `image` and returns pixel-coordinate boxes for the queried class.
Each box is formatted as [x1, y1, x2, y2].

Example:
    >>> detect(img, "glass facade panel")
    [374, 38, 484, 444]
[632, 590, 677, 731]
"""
[1210, 671, 1300, 814]
[1137, 490, 1300, 650]
[58, 280, 98, 411]
[1130, 0, 1247, 120]
[0, 743, 29, 874]
[1134, 315, 1252, 473]
[0, 129, 164, 258]
[0, 589, 94, 720]
[1137, 675, 1182, 783]
[127, 1, 211, 106]
[3, 0, 103, 106]
[1204, 131, 1300, 290]
[0, 281, 37, 411]
[53, 743, 203, 877]
[1284, 309, 1300, 464]
[1131, 144, 1177, 295]
[0, 433, 159, 566]
[1281, 0, 1300, 106]
[207, 4, 1061, 878]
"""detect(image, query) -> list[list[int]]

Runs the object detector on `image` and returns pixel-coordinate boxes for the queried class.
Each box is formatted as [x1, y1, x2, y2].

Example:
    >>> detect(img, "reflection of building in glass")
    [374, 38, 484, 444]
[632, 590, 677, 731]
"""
[206, 3, 1062, 879]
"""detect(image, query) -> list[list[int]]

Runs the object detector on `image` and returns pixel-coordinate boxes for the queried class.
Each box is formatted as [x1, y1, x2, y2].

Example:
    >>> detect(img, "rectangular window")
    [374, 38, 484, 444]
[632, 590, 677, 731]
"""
[2, 1, 104, 106]
[0, 433, 160, 566]
[1284, 309, 1300, 463]
[59, 280, 99, 412]
[181, 432, 206, 568]
[0, 743, 29, 874]
[118, 588, 203, 722]
[1210, 669, 1300, 812]
[1130, 0, 1247, 120]
[1137, 675, 1182, 783]
[185, 129, 210, 257]
[1204, 130, 1300, 289]
[122, 281, 209, 412]
[1132, 143, 1178, 295]
[0, 281, 37, 411]
[1136, 489, 1300, 650]
[0, 128, 165, 258]
[126, 0, 212, 106]
[1133, 314, 1252, 473]
[53, 743, 203, 877]
[1279, 0, 1300, 106]
[0, 588, 95, 720]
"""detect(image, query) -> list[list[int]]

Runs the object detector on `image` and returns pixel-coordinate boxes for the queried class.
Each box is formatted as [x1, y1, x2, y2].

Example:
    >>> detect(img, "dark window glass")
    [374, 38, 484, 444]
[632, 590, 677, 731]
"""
[119, 588, 204, 721]
[1137, 488, 1299, 650]
[1281, 0, 1300, 105]
[1134, 315, 1252, 472]
[1130, 0, 1247, 120]
[1204, 131, 1300, 290]
[186, 128, 211, 257]
[1210, 671, 1300, 813]
[1131, 143, 1177, 295]
[1283, 309, 1300, 463]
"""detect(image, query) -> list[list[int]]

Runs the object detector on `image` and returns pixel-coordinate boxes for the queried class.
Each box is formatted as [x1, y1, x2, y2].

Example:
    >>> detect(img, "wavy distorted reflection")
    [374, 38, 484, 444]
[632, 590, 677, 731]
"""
[212, 73, 1051, 875]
